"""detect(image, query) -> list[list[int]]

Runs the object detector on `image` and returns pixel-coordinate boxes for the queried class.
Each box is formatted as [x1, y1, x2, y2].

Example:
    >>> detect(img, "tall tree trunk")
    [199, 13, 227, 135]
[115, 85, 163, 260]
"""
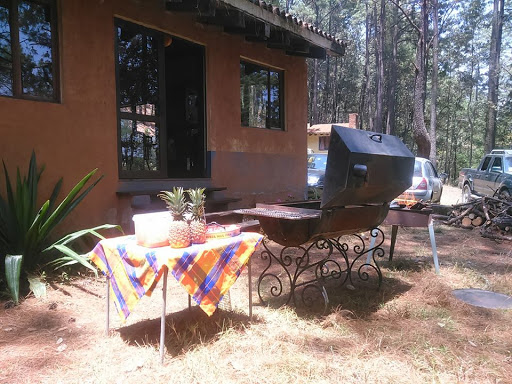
[386, 1, 399, 135]
[359, 0, 372, 130]
[412, 0, 430, 158]
[312, 59, 319, 124]
[374, 0, 385, 133]
[390, 0, 431, 155]
[323, 55, 331, 122]
[485, 0, 504, 153]
[323, 4, 333, 123]
[429, 0, 439, 166]
[332, 56, 339, 123]
[467, 33, 476, 166]
[445, 80, 452, 176]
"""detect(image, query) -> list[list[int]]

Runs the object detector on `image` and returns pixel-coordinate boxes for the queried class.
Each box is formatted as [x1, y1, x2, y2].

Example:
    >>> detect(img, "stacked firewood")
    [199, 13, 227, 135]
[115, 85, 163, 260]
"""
[441, 196, 512, 241]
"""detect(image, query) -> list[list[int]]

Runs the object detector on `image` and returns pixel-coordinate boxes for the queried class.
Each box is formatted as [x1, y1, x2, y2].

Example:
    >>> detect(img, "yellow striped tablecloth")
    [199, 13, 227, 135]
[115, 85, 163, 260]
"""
[89, 232, 263, 321]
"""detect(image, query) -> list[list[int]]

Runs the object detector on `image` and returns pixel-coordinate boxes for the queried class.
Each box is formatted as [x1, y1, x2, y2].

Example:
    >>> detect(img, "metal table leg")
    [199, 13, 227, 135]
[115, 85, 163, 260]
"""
[388, 225, 399, 261]
[160, 268, 168, 364]
[248, 257, 253, 320]
[106, 276, 110, 336]
[428, 220, 440, 274]
[366, 228, 378, 265]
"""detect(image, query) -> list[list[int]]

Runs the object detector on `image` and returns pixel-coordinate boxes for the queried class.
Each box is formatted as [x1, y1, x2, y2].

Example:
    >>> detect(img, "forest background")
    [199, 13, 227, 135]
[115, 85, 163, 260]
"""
[281, 0, 511, 183]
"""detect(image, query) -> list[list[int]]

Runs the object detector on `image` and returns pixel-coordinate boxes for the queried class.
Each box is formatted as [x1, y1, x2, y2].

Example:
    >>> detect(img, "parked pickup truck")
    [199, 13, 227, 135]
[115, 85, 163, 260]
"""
[458, 149, 512, 202]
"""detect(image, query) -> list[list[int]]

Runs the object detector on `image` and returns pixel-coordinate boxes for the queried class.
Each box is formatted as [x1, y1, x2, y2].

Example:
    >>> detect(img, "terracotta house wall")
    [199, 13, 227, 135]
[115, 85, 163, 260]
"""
[306, 114, 358, 155]
[307, 136, 322, 153]
[0, 0, 308, 234]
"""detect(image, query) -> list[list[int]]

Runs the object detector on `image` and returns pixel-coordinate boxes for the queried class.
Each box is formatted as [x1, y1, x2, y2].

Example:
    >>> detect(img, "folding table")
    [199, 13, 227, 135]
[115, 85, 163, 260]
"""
[89, 232, 263, 362]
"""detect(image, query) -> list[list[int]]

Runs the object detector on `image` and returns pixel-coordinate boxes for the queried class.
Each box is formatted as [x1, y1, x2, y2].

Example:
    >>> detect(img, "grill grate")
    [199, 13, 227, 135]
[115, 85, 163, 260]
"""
[235, 208, 321, 220]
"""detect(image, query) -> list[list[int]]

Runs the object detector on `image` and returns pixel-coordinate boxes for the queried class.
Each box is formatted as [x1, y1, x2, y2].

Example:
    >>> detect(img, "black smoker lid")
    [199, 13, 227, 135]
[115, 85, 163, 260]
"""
[321, 125, 415, 209]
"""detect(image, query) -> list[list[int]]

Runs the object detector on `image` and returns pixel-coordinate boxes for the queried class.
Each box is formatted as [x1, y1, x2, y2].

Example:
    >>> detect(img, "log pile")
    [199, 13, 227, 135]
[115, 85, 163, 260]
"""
[441, 196, 512, 241]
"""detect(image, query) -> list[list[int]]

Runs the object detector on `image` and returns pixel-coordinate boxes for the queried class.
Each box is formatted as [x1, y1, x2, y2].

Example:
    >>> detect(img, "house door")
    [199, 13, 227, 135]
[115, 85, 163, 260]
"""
[165, 37, 207, 178]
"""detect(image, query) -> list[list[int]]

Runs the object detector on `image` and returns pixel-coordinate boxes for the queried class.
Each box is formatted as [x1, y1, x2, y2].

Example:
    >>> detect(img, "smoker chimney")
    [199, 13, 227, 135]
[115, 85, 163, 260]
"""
[348, 113, 358, 129]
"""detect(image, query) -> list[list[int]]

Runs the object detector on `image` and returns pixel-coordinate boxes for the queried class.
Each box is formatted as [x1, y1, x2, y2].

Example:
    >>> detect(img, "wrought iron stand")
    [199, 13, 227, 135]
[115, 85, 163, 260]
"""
[257, 228, 386, 311]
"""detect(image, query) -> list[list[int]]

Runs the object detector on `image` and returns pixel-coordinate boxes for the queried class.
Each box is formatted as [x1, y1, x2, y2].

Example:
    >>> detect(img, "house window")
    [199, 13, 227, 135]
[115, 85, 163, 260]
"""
[0, 0, 59, 101]
[319, 136, 330, 151]
[115, 19, 207, 179]
[240, 61, 283, 130]
[116, 21, 163, 176]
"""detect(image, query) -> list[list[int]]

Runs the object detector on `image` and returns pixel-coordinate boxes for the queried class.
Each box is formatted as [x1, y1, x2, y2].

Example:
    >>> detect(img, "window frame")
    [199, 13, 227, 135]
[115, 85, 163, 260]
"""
[240, 59, 284, 131]
[0, 0, 60, 102]
[318, 136, 330, 151]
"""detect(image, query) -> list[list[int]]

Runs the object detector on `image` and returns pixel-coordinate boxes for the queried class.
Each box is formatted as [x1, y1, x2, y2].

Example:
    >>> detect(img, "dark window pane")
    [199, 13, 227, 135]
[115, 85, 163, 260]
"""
[0, 5, 12, 96]
[481, 157, 491, 171]
[318, 136, 330, 151]
[120, 119, 160, 171]
[117, 24, 159, 116]
[18, 1, 54, 98]
[240, 61, 282, 130]
[268, 71, 280, 128]
[241, 62, 268, 128]
[491, 157, 502, 172]
[240, 62, 249, 125]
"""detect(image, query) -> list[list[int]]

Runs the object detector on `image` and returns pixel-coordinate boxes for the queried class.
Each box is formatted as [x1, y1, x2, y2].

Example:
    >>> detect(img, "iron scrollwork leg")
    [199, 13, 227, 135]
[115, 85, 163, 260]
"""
[257, 237, 293, 306]
[344, 227, 386, 289]
[257, 228, 386, 311]
[257, 238, 333, 309]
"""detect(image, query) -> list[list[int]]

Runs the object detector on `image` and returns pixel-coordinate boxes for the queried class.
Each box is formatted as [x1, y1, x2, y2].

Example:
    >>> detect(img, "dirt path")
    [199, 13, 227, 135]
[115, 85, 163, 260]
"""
[440, 184, 462, 206]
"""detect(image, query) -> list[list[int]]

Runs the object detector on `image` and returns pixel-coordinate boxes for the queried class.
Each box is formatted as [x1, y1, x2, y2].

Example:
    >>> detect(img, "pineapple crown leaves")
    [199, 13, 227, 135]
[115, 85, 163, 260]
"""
[187, 187, 206, 220]
[158, 187, 187, 219]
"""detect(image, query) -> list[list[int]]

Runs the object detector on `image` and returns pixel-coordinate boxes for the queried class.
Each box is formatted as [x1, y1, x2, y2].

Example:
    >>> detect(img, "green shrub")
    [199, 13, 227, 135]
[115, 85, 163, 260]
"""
[0, 151, 120, 303]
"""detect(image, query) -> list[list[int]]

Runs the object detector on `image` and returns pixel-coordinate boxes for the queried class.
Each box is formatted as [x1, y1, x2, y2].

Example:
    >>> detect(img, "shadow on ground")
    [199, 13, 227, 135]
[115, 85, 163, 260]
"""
[256, 273, 412, 319]
[118, 306, 257, 356]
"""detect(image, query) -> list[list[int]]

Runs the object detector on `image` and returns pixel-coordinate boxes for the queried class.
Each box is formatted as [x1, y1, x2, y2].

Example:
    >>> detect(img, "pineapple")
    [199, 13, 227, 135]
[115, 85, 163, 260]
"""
[188, 187, 207, 244]
[158, 187, 190, 248]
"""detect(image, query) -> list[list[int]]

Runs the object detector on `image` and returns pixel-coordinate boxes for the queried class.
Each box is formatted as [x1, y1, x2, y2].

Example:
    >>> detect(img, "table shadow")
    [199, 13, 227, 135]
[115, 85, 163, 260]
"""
[118, 306, 258, 357]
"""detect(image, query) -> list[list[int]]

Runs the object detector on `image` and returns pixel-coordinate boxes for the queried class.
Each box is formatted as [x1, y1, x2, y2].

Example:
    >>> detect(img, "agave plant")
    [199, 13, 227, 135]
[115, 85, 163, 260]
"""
[0, 151, 112, 303]
[45, 224, 123, 273]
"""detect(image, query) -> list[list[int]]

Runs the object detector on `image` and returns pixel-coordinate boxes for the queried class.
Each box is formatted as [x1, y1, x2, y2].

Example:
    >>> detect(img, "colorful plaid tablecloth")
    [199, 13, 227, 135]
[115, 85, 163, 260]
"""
[89, 232, 263, 321]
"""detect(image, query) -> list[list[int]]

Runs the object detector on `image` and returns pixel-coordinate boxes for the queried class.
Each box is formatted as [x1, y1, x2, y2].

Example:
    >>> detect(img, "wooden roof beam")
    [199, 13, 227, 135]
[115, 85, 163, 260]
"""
[266, 30, 292, 50]
[197, 9, 246, 28]
[289, 37, 310, 54]
[286, 46, 326, 59]
[244, 21, 271, 41]
[218, 0, 344, 56]
[166, 0, 214, 14]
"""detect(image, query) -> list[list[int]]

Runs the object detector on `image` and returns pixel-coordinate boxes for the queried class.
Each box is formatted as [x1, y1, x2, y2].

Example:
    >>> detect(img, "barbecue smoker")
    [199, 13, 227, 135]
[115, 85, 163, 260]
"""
[236, 125, 415, 310]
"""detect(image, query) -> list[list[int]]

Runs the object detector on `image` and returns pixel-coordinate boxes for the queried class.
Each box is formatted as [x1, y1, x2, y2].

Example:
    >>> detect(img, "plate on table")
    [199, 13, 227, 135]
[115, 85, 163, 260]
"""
[206, 223, 241, 240]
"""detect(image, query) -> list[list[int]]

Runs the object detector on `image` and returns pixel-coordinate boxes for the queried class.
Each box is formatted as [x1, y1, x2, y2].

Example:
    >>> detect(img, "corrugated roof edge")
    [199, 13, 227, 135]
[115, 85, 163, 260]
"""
[246, 0, 345, 45]
[221, 0, 347, 55]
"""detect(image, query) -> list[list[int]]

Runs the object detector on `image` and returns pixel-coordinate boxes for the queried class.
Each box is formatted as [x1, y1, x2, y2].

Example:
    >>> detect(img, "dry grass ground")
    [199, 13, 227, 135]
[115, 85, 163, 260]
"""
[2, 187, 511, 384]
